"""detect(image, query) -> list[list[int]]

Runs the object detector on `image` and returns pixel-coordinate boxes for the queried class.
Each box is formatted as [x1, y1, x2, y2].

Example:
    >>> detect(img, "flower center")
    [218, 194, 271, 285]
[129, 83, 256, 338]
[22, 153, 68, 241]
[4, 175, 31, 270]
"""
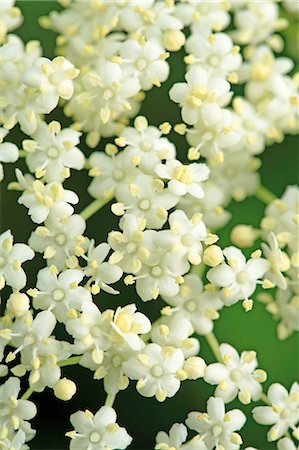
[212, 424, 223, 437]
[126, 242, 137, 254]
[55, 233, 67, 245]
[112, 354, 123, 367]
[0, 256, 6, 268]
[103, 88, 113, 101]
[185, 300, 197, 312]
[115, 312, 133, 333]
[151, 265, 163, 278]
[136, 57, 148, 71]
[230, 369, 242, 382]
[52, 288, 65, 302]
[236, 271, 248, 284]
[140, 140, 152, 152]
[89, 431, 102, 444]
[47, 146, 60, 159]
[173, 166, 193, 184]
[151, 364, 164, 378]
[181, 234, 193, 247]
[208, 54, 220, 67]
[280, 407, 291, 419]
[113, 169, 125, 181]
[138, 198, 151, 211]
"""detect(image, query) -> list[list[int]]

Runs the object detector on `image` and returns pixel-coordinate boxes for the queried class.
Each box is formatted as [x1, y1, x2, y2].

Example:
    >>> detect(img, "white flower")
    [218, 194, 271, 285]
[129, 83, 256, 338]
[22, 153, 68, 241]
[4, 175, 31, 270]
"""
[155, 423, 206, 450]
[0, 229, 34, 291]
[204, 343, 267, 404]
[28, 214, 86, 271]
[25, 120, 84, 182]
[278, 437, 299, 450]
[22, 56, 79, 109]
[207, 246, 269, 306]
[157, 209, 206, 269]
[155, 159, 210, 199]
[169, 66, 231, 125]
[68, 406, 132, 450]
[123, 343, 185, 402]
[16, 171, 79, 224]
[9, 310, 71, 391]
[111, 304, 151, 351]
[185, 107, 241, 161]
[33, 267, 92, 323]
[0, 128, 19, 182]
[186, 397, 246, 450]
[83, 241, 123, 294]
[119, 116, 176, 175]
[0, 429, 26, 450]
[119, 38, 169, 90]
[261, 232, 290, 289]
[0, 1, 22, 42]
[0, 377, 37, 442]
[88, 149, 139, 200]
[185, 32, 242, 77]
[252, 382, 299, 441]
[66, 302, 110, 364]
[162, 274, 223, 335]
[266, 286, 299, 340]
[116, 174, 178, 229]
[108, 214, 157, 274]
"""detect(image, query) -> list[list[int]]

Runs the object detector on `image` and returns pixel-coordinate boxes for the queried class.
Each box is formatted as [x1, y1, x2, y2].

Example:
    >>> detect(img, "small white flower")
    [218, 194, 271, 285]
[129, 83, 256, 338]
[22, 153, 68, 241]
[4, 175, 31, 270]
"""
[25, 120, 84, 182]
[169, 66, 231, 125]
[17, 170, 79, 224]
[267, 286, 299, 340]
[277, 437, 299, 450]
[204, 343, 267, 404]
[0, 429, 26, 450]
[68, 406, 132, 450]
[157, 209, 207, 269]
[261, 232, 290, 289]
[162, 274, 223, 335]
[123, 343, 185, 402]
[252, 382, 299, 441]
[155, 159, 210, 199]
[116, 174, 178, 229]
[83, 241, 123, 294]
[111, 304, 151, 351]
[207, 246, 269, 305]
[28, 214, 86, 271]
[88, 149, 139, 200]
[0, 229, 34, 291]
[33, 267, 92, 323]
[0, 0, 23, 42]
[0, 377, 37, 442]
[0, 128, 19, 182]
[186, 396, 246, 450]
[155, 423, 206, 450]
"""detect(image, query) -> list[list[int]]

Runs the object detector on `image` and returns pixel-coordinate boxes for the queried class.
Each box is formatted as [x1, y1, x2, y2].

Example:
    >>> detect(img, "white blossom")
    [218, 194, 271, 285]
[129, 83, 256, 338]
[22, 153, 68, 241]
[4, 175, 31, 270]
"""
[0, 128, 19, 182]
[0, 229, 34, 291]
[204, 343, 267, 404]
[67, 406, 132, 450]
[253, 382, 299, 441]
[186, 396, 246, 450]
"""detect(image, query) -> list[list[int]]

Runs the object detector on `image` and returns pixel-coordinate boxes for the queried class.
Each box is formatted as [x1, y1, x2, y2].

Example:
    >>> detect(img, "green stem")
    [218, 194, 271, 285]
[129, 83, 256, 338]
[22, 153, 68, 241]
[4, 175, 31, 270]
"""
[80, 196, 113, 221]
[19, 150, 26, 158]
[58, 356, 81, 367]
[260, 392, 271, 405]
[205, 332, 222, 363]
[255, 186, 276, 204]
[105, 394, 116, 408]
[21, 387, 33, 400]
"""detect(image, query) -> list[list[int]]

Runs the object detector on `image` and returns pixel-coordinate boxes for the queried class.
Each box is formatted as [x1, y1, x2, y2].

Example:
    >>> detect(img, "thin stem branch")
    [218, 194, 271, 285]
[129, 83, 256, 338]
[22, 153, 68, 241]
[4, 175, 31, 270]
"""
[80, 196, 113, 221]
[105, 394, 116, 408]
[21, 387, 33, 400]
[58, 356, 81, 367]
[255, 186, 276, 204]
[205, 332, 222, 363]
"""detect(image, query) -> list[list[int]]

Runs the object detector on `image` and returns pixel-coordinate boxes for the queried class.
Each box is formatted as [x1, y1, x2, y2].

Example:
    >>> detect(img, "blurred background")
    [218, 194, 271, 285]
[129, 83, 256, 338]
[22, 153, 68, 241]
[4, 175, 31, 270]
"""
[1, 2, 298, 448]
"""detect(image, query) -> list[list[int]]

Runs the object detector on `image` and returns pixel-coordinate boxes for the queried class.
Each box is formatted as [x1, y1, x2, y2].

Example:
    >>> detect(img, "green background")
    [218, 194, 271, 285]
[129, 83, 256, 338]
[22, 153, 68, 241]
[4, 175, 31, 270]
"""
[0, 1, 298, 448]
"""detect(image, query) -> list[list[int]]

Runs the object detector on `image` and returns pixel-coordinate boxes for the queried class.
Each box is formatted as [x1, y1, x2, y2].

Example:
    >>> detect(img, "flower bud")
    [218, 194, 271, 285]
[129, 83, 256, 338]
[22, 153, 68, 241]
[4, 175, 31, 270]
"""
[163, 30, 185, 52]
[203, 245, 223, 267]
[184, 356, 206, 379]
[7, 293, 30, 317]
[54, 378, 77, 401]
[230, 225, 259, 248]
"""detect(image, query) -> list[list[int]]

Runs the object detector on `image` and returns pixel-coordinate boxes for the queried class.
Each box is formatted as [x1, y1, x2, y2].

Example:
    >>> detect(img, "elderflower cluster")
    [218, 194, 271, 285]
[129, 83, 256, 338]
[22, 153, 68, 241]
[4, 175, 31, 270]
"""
[0, 0, 298, 449]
